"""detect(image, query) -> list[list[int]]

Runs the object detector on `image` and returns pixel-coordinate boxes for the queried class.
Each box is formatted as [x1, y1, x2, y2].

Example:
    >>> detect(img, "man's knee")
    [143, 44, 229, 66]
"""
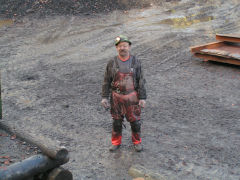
[130, 120, 141, 133]
[113, 119, 122, 132]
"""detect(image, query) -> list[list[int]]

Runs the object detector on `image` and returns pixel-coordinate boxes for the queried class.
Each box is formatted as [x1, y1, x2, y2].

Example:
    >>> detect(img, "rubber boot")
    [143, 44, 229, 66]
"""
[134, 143, 143, 152]
[109, 144, 120, 152]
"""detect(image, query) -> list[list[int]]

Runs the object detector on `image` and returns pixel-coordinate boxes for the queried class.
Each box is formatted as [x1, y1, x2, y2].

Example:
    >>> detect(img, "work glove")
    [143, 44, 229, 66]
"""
[139, 100, 146, 108]
[101, 98, 109, 109]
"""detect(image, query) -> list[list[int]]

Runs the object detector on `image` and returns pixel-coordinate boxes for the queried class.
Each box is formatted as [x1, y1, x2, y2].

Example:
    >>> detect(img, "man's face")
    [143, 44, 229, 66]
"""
[116, 42, 131, 57]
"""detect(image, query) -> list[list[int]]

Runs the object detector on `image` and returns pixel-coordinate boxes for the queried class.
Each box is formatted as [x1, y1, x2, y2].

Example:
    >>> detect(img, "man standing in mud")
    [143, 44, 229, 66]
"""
[101, 35, 147, 152]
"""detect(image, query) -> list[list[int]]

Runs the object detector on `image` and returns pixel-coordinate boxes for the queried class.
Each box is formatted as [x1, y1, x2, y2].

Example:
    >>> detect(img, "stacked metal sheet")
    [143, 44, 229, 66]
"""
[190, 34, 240, 65]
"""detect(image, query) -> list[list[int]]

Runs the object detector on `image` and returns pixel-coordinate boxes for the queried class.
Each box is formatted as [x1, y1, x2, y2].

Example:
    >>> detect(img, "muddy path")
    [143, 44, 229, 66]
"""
[1, 0, 240, 179]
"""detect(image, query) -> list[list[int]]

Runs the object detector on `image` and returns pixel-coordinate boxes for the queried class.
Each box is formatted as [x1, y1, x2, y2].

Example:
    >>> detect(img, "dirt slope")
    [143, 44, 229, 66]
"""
[1, 0, 240, 179]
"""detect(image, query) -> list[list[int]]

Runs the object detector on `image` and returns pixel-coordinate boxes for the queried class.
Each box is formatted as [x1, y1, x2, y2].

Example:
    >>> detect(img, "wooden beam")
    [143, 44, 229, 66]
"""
[0, 121, 69, 162]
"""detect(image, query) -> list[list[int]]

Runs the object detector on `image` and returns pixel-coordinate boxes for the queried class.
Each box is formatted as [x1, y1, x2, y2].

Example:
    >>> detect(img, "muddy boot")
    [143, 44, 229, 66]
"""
[109, 144, 120, 152]
[134, 143, 143, 152]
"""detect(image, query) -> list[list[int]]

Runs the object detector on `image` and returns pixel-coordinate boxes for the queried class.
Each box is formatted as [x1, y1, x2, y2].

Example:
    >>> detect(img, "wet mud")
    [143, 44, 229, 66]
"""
[0, 0, 240, 179]
[0, 129, 39, 169]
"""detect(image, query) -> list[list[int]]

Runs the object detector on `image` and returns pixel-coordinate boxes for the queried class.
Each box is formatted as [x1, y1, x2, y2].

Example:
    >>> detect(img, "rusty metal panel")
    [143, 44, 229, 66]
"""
[190, 41, 225, 53]
[216, 34, 240, 43]
[194, 53, 240, 66]
[190, 34, 240, 65]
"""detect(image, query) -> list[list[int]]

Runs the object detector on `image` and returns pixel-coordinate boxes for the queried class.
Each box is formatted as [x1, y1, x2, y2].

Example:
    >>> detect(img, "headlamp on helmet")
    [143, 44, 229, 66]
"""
[115, 35, 132, 46]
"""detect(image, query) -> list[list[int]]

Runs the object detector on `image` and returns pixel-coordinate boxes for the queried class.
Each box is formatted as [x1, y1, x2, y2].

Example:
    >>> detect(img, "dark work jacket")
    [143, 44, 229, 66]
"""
[102, 55, 147, 100]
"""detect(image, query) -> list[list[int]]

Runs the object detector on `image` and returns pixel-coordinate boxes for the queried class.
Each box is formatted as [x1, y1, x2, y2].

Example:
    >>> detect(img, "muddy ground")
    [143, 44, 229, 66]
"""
[0, 129, 39, 169]
[1, 0, 240, 179]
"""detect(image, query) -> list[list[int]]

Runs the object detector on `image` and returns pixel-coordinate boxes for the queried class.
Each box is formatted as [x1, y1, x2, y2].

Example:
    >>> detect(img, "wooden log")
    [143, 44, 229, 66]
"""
[0, 154, 67, 180]
[0, 121, 69, 162]
[47, 167, 73, 180]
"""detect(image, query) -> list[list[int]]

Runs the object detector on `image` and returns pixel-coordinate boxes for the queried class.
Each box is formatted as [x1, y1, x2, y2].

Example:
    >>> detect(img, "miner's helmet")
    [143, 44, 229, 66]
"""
[115, 35, 132, 46]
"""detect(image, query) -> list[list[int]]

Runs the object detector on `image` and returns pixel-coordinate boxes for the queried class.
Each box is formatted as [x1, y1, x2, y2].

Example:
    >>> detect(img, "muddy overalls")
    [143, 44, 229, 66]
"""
[110, 58, 142, 146]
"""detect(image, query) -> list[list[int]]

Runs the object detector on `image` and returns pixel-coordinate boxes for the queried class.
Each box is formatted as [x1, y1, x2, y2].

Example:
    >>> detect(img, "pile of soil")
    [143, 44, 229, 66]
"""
[0, 0, 154, 18]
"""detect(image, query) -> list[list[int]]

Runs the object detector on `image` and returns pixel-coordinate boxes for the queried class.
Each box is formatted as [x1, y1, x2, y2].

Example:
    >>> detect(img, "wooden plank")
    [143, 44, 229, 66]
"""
[0, 121, 69, 162]
[216, 34, 240, 43]
[194, 53, 240, 65]
[190, 41, 225, 53]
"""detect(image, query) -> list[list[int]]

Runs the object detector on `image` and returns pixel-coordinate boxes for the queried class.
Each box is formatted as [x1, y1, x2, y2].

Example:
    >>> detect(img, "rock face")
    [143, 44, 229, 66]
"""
[0, 0, 153, 18]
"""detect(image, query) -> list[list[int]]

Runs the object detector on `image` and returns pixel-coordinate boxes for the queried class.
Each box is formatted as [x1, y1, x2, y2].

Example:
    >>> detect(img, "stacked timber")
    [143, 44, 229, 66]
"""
[0, 122, 72, 180]
[190, 34, 240, 65]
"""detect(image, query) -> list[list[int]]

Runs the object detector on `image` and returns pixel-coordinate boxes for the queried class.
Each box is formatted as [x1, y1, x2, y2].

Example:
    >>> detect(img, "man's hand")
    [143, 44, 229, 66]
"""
[139, 100, 146, 108]
[101, 98, 109, 109]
